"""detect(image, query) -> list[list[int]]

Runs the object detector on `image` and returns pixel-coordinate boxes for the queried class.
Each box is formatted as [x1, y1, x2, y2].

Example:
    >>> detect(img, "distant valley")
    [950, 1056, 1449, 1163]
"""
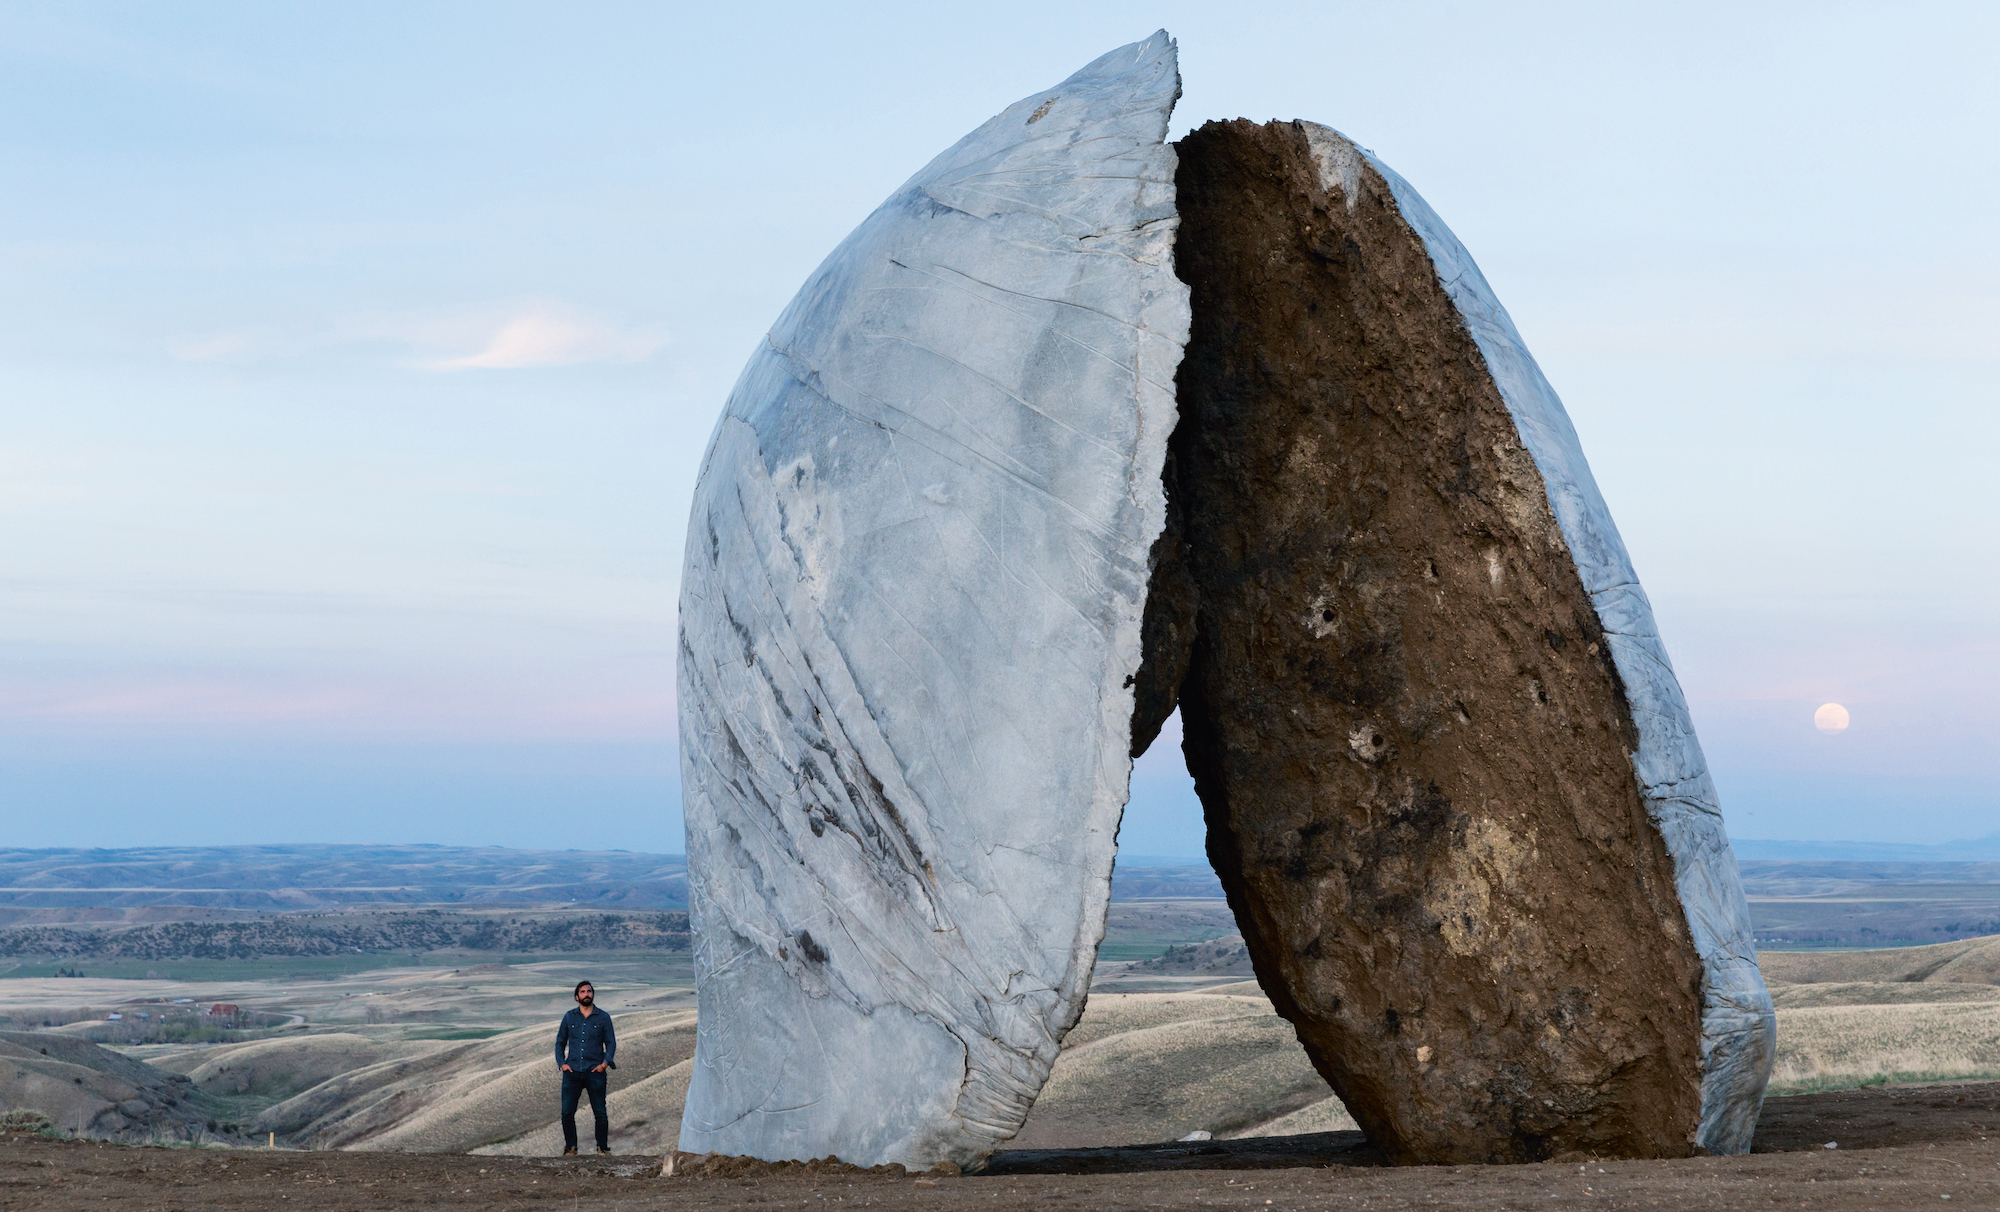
[0, 845, 689, 911]
[0, 844, 1994, 1156]
[0, 845, 1223, 913]
[4, 846, 2000, 958]
[0, 910, 690, 966]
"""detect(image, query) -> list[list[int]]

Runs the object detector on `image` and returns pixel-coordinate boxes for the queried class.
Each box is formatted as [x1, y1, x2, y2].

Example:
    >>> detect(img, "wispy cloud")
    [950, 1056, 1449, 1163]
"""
[429, 302, 662, 370]
[166, 300, 664, 370]
[172, 333, 251, 361]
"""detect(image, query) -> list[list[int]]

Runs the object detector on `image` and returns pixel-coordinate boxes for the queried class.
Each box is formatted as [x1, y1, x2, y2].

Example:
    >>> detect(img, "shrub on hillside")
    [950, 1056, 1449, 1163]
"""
[0, 1110, 58, 1137]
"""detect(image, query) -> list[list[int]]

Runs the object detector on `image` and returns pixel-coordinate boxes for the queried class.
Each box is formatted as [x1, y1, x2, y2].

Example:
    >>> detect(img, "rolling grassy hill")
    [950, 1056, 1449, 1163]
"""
[4, 932, 1997, 1155]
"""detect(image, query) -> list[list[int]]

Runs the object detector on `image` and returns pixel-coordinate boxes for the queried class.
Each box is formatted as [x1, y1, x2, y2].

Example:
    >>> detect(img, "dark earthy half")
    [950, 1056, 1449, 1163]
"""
[1140, 119, 1709, 1164]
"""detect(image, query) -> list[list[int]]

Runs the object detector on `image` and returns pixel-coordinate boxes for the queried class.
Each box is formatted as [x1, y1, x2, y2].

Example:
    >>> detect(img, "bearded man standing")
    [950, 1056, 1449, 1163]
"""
[554, 979, 617, 1155]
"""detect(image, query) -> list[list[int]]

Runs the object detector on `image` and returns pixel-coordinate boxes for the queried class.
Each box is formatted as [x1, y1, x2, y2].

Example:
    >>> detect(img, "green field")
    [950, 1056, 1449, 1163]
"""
[1099, 900, 1239, 964]
[1097, 943, 1194, 962]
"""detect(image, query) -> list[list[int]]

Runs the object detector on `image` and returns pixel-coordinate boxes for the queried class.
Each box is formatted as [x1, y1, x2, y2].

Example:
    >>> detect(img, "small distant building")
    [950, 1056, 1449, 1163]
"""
[106, 1013, 122, 1021]
[208, 1003, 239, 1017]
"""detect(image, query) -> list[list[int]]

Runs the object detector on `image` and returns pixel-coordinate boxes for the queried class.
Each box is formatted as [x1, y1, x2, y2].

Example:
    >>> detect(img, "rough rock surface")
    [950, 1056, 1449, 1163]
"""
[675, 34, 1189, 1169]
[1158, 118, 1772, 1163]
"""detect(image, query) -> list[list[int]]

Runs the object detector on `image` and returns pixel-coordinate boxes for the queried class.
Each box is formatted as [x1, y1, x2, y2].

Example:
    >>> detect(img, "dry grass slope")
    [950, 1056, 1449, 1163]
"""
[1006, 993, 1355, 1150]
[337, 1011, 694, 1153]
[153, 1034, 452, 1100]
[1768, 982, 2000, 1009]
[12, 932, 1993, 1159]
[473, 1059, 694, 1156]
[370, 991, 1360, 1158]
[1759, 935, 2000, 985]
[1772, 1002, 2000, 1092]
[242, 1011, 695, 1153]
[1761, 933, 2000, 1093]
[0, 1031, 204, 1141]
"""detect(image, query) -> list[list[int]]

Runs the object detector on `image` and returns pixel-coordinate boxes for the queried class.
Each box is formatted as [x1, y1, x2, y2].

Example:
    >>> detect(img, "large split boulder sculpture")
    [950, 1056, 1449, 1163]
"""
[677, 32, 1775, 1171]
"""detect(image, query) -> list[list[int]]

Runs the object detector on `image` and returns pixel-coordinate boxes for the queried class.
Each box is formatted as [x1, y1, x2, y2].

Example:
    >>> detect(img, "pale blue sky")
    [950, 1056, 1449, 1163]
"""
[3, 2, 1995, 854]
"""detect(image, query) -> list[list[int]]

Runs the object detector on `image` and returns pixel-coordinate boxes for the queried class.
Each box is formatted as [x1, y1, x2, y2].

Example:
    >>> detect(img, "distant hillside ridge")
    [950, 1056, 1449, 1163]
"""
[1757, 933, 2000, 985]
[1737, 860, 2000, 885]
[1732, 835, 2000, 863]
[0, 910, 690, 960]
[1110, 864, 1225, 899]
[0, 844, 1227, 909]
[0, 845, 689, 910]
[11, 846, 2000, 926]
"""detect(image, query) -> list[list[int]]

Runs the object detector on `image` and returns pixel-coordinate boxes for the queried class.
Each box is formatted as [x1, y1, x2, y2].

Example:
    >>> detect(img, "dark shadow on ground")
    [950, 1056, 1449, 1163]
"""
[981, 1081, 2000, 1175]
[984, 1130, 1379, 1175]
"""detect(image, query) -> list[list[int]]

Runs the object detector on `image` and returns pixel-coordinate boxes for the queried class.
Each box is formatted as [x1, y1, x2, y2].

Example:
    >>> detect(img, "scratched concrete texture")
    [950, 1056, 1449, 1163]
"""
[675, 33, 1189, 1169]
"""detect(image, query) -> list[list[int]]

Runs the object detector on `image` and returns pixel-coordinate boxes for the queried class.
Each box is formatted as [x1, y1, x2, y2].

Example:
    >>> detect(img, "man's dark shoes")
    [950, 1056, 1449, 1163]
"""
[562, 1146, 577, 1156]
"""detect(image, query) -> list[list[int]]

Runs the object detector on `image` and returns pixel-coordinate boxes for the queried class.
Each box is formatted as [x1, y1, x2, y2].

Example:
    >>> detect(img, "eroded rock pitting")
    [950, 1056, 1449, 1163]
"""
[1137, 119, 1710, 1164]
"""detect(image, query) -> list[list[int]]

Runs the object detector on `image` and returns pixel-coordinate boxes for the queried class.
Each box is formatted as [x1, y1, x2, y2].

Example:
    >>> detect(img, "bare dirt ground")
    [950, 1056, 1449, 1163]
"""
[3, 1081, 1995, 1210]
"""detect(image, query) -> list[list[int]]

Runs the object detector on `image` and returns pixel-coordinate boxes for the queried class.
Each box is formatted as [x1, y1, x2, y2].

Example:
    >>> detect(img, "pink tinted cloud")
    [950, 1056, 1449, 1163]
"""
[432, 304, 661, 370]
[0, 681, 367, 725]
[166, 300, 662, 370]
[0, 677, 675, 740]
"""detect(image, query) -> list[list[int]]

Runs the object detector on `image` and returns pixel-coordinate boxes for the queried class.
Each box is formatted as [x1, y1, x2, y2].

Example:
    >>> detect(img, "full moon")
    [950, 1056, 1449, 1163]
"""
[1814, 702, 1850, 734]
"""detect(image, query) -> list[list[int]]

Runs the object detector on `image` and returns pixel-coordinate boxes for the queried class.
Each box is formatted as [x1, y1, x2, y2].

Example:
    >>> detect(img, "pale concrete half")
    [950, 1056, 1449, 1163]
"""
[675, 33, 1189, 1169]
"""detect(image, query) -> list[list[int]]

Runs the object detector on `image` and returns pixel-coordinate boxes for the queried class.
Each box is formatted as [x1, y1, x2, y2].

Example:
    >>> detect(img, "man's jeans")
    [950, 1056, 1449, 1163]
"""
[561, 1069, 609, 1151]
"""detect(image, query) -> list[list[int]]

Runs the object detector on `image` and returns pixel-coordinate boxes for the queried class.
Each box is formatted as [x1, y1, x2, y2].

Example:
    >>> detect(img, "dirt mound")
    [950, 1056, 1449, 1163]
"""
[663, 1151, 957, 1179]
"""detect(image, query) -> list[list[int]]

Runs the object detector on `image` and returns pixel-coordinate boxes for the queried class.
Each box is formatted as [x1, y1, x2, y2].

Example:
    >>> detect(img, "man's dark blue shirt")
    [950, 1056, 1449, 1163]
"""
[555, 1006, 617, 1070]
